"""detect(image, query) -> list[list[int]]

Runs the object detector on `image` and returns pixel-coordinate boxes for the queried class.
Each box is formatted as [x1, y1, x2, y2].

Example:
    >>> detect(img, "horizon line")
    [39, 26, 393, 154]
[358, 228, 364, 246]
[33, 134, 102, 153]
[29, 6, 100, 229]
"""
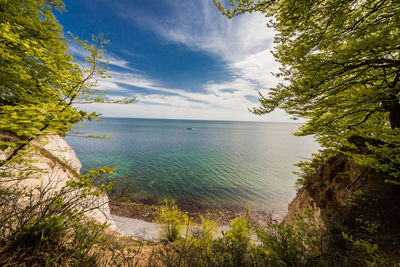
[98, 116, 301, 124]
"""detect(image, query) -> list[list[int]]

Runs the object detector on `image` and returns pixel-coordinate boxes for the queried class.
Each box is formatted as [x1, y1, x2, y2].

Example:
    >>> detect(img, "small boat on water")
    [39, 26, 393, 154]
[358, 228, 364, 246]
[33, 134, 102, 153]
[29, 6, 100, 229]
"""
[187, 128, 193, 130]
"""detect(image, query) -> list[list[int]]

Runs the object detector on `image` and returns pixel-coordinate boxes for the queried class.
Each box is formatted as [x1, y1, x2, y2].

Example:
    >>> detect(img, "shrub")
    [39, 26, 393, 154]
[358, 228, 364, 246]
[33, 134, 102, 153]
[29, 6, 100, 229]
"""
[251, 208, 323, 266]
[0, 148, 138, 266]
[154, 200, 189, 242]
[221, 216, 253, 266]
[150, 205, 325, 266]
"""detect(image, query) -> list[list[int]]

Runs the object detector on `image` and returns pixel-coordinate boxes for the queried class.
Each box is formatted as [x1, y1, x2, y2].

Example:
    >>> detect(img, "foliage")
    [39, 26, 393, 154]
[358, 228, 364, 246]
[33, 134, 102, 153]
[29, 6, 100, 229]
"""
[213, 2, 400, 264]
[154, 200, 189, 242]
[221, 216, 253, 266]
[0, 0, 138, 265]
[0, 155, 140, 266]
[152, 202, 253, 266]
[152, 203, 328, 266]
[152, 204, 399, 266]
[251, 208, 323, 266]
[342, 232, 388, 267]
[338, 189, 399, 266]
[0, 0, 135, 158]
[293, 153, 326, 188]
[215, 0, 400, 182]
[151, 203, 399, 266]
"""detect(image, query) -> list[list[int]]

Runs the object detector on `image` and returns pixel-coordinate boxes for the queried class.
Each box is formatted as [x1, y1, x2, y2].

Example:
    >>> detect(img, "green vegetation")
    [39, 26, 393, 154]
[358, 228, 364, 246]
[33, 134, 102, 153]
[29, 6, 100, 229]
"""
[150, 202, 343, 266]
[150, 200, 400, 266]
[0, 0, 137, 265]
[0, 0, 134, 153]
[1, 0, 400, 265]
[213, 0, 400, 265]
[154, 200, 189, 242]
[215, 0, 400, 184]
[0, 143, 142, 266]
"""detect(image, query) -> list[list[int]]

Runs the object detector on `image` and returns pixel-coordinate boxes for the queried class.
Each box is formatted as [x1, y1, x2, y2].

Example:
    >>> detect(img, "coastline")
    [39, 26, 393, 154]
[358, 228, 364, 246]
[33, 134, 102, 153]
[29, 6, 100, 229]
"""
[112, 214, 162, 241]
[110, 199, 287, 242]
[109, 199, 286, 227]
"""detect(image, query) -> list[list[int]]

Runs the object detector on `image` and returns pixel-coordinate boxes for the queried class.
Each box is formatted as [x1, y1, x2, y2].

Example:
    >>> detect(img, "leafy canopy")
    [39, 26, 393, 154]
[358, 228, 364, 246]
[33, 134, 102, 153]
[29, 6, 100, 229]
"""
[0, 0, 134, 153]
[215, 0, 400, 181]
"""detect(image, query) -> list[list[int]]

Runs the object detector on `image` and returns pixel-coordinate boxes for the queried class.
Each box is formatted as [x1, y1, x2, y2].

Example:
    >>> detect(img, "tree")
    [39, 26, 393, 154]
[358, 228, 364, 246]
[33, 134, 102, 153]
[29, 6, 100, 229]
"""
[0, 2, 137, 264]
[215, 0, 400, 181]
[0, 0, 134, 160]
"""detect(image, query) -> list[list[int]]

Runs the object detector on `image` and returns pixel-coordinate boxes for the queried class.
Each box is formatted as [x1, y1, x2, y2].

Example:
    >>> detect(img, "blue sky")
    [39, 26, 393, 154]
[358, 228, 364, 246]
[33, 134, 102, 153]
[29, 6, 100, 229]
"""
[58, 0, 290, 122]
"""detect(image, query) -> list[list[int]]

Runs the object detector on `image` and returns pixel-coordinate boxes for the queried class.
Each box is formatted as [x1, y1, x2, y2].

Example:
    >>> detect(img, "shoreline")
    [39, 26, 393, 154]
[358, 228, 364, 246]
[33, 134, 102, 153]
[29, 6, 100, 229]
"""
[109, 199, 286, 227]
[112, 214, 162, 241]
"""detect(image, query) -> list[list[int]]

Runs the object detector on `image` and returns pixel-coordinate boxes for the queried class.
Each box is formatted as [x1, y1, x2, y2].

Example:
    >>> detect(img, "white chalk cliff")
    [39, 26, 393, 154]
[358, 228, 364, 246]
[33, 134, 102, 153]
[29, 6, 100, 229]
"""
[0, 131, 116, 229]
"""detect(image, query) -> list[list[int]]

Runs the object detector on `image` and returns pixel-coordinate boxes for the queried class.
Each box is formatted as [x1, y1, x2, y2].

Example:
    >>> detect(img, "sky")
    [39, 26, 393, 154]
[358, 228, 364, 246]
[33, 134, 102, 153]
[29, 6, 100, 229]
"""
[57, 0, 291, 122]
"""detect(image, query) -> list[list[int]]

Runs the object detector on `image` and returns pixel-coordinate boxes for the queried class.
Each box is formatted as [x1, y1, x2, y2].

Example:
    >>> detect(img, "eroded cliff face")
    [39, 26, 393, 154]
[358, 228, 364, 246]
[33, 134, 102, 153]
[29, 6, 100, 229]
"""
[0, 132, 116, 229]
[282, 145, 400, 261]
[283, 140, 400, 234]
[283, 153, 366, 225]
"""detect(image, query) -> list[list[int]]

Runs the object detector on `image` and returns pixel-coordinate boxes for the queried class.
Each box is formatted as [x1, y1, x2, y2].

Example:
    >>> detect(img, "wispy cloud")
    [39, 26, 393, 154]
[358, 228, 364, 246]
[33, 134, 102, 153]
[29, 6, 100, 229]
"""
[121, 0, 275, 60]
[103, 54, 133, 70]
[69, 43, 135, 70]
[100, 71, 255, 109]
[81, 0, 290, 122]
[118, 0, 279, 92]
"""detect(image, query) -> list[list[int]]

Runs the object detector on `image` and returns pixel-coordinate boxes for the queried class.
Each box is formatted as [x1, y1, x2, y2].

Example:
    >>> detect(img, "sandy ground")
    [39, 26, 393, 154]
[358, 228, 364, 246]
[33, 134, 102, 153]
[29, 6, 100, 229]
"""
[112, 214, 231, 242]
[112, 215, 162, 241]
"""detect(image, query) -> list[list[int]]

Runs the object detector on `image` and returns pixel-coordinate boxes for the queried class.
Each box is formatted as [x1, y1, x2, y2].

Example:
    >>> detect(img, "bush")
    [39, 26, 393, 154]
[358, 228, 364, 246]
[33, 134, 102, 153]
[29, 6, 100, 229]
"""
[0, 147, 139, 266]
[154, 200, 189, 242]
[151, 204, 328, 266]
[221, 216, 253, 266]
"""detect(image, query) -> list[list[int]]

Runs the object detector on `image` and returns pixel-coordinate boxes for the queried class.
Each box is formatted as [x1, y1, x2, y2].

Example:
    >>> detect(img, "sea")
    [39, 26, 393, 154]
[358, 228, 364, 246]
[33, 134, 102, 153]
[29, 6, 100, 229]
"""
[65, 117, 319, 215]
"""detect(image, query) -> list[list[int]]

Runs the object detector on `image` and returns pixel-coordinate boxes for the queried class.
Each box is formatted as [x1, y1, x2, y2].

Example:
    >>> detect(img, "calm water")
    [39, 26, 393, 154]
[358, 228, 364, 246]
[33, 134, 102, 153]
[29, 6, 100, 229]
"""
[66, 118, 318, 214]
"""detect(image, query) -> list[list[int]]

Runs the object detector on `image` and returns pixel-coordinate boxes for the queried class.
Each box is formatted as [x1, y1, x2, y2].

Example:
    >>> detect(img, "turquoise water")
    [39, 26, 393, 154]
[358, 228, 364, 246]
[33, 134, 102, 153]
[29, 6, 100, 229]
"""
[65, 118, 318, 214]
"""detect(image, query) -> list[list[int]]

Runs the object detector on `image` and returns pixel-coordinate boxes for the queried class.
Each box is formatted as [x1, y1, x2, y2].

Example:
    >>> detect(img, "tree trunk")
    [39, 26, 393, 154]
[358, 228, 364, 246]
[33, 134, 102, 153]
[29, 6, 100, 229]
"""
[389, 101, 400, 129]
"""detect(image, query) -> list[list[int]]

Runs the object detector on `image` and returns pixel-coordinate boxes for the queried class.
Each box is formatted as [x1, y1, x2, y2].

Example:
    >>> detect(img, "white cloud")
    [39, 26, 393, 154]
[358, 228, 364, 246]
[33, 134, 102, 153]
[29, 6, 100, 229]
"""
[85, 0, 293, 122]
[134, 1, 275, 62]
[105, 71, 179, 94]
[122, 0, 280, 104]
[103, 54, 133, 70]
[78, 102, 291, 122]
[68, 43, 134, 70]
[96, 80, 129, 92]
[230, 50, 279, 89]
[87, 68, 294, 122]
[99, 71, 255, 109]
